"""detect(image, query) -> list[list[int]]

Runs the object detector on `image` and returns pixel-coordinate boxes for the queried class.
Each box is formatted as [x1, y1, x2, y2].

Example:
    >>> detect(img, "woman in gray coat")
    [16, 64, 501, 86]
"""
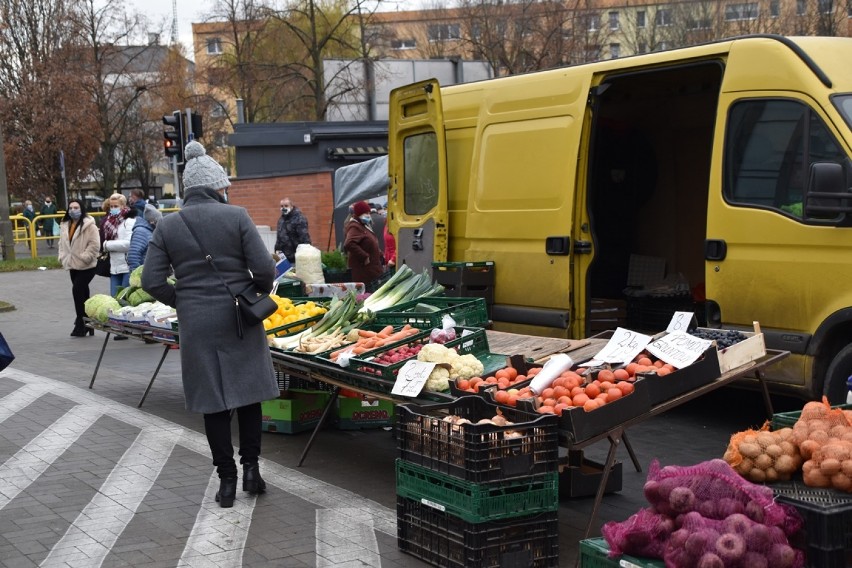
[141, 140, 278, 508]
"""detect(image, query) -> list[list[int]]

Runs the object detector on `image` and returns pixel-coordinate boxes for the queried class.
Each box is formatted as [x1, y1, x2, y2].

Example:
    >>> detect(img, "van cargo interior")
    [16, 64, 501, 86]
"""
[587, 62, 724, 332]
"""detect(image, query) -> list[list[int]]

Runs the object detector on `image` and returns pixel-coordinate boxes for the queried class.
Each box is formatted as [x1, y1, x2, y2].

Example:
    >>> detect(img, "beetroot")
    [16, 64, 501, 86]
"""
[669, 486, 696, 513]
[668, 528, 689, 549]
[697, 499, 717, 519]
[685, 529, 718, 556]
[722, 513, 751, 536]
[697, 552, 724, 568]
[740, 551, 769, 568]
[715, 533, 746, 563]
[767, 543, 796, 568]
[745, 500, 765, 523]
[746, 523, 772, 552]
[643, 479, 660, 503]
[717, 497, 744, 518]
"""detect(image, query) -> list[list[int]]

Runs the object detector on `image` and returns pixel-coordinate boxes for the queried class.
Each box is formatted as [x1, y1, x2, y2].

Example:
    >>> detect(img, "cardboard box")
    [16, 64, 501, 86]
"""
[559, 455, 622, 498]
[336, 396, 395, 430]
[261, 389, 331, 434]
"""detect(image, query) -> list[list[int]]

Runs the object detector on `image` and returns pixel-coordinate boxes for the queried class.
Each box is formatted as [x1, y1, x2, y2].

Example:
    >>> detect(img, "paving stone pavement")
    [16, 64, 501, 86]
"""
[0, 267, 805, 567]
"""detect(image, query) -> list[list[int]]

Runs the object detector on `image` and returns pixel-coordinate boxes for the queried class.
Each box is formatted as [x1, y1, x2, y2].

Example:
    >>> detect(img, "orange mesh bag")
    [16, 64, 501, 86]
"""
[792, 397, 852, 460]
[723, 423, 802, 483]
[803, 439, 852, 492]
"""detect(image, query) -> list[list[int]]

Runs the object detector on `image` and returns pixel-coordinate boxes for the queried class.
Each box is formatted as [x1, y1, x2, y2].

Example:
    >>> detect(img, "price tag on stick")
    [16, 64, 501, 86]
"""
[646, 330, 712, 368]
[593, 327, 652, 364]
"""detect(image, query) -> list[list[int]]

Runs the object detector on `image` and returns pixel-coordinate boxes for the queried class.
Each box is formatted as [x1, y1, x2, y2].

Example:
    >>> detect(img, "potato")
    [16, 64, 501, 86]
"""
[764, 466, 779, 482]
[807, 418, 828, 433]
[831, 472, 852, 492]
[810, 430, 830, 444]
[774, 454, 797, 475]
[742, 434, 758, 445]
[738, 442, 761, 459]
[800, 440, 820, 459]
[765, 444, 783, 458]
[736, 458, 754, 475]
[755, 454, 773, 470]
[757, 432, 776, 448]
[829, 424, 851, 439]
[749, 468, 766, 482]
[819, 458, 842, 476]
[842, 459, 852, 477]
[803, 467, 831, 488]
[779, 440, 798, 457]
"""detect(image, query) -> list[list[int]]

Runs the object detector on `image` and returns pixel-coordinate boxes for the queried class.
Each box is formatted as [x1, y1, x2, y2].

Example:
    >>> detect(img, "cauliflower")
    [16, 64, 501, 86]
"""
[417, 343, 455, 363]
[424, 366, 450, 392]
[449, 353, 484, 381]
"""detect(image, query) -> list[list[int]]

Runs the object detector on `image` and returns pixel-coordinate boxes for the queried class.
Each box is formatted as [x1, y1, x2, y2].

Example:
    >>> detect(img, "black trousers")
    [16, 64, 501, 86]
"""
[203, 403, 262, 478]
[70, 268, 96, 328]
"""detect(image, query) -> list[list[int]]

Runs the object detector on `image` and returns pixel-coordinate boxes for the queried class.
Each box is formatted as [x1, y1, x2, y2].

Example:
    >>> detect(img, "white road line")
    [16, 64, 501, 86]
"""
[0, 369, 398, 536]
[0, 404, 103, 510]
[316, 508, 381, 568]
[40, 428, 180, 568]
[0, 383, 50, 424]
[177, 472, 257, 567]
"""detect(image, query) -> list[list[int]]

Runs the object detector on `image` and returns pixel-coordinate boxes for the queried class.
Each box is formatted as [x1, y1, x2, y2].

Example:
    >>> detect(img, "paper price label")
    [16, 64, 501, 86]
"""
[391, 360, 436, 397]
[646, 330, 712, 368]
[666, 311, 697, 333]
[593, 327, 652, 364]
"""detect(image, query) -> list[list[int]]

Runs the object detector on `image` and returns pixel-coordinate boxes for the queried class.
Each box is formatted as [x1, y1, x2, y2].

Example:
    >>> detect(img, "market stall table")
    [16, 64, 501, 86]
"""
[83, 318, 178, 408]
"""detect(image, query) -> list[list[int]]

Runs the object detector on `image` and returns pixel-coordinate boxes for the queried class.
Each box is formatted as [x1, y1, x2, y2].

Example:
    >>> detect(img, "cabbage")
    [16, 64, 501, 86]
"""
[84, 294, 118, 318]
[89, 296, 120, 322]
[129, 265, 144, 288]
[128, 289, 154, 307]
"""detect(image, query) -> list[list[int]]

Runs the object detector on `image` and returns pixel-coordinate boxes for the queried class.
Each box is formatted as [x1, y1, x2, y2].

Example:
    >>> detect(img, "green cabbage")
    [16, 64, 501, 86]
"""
[129, 265, 144, 288]
[128, 289, 154, 307]
[84, 294, 118, 318]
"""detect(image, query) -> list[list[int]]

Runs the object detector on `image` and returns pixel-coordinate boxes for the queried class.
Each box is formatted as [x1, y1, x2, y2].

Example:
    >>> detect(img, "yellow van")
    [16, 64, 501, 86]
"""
[386, 35, 852, 403]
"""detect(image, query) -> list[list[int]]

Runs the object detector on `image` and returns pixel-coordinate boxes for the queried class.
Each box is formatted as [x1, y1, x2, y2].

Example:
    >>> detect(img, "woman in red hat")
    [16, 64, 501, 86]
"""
[344, 200, 384, 290]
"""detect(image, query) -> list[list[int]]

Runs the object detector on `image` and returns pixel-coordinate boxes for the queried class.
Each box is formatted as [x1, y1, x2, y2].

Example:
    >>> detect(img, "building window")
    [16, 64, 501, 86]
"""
[609, 11, 620, 30]
[206, 37, 223, 55]
[655, 9, 673, 26]
[637, 10, 646, 27]
[585, 44, 602, 60]
[638, 41, 648, 53]
[610, 43, 621, 58]
[770, 0, 780, 16]
[797, 0, 806, 15]
[688, 16, 713, 28]
[725, 3, 759, 20]
[391, 38, 417, 50]
[818, 0, 833, 13]
[587, 14, 601, 31]
[428, 24, 460, 41]
[211, 103, 228, 118]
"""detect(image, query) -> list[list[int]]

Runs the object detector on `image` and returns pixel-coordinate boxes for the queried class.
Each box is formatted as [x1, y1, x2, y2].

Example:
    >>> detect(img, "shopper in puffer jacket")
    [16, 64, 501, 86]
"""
[128, 205, 162, 271]
[101, 193, 136, 297]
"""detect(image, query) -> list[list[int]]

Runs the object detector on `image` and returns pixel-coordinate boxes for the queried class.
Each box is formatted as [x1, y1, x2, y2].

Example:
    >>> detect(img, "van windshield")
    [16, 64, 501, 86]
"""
[834, 94, 852, 130]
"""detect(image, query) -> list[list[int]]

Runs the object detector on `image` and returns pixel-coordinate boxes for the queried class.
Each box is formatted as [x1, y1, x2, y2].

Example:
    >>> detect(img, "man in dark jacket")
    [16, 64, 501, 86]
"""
[274, 198, 311, 263]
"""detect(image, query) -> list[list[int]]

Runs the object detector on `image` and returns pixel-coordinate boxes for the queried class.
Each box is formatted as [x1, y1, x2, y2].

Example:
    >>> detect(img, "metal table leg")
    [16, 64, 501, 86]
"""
[138, 344, 172, 408]
[297, 386, 340, 467]
[583, 429, 623, 540]
[755, 367, 775, 419]
[89, 331, 111, 389]
[621, 430, 643, 472]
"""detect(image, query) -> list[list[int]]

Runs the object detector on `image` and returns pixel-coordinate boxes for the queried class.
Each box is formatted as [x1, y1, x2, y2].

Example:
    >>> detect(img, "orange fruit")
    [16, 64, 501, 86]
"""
[494, 390, 510, 404]
[505, 368, 519, 380]
[583, 399, 599, 412]
[617, 381, 635, 395]
[585, 383, 601, 398]
[542, 397, 557, 407]
[495, 369, 511, 380]
[625, 363, 639, 377]
[613, 368, 630, 381]
[537, 405, 555, 414]
[637, 357, 653, 367]
[571, 386, 585, 397]
[607, 387, 623, 400]
[597, 369, 615, 382]
[541, 387, 555, 399]
[457, 379, 470, 390]
[572, 393, 589, 407]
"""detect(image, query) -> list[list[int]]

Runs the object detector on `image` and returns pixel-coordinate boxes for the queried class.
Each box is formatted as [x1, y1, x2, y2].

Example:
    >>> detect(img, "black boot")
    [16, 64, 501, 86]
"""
[215, 477, 238, 508]
[242, 463, 266, 495]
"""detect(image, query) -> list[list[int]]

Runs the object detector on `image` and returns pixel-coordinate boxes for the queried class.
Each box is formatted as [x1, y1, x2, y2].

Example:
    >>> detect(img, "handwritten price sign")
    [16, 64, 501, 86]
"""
[666, 311, 697, 333]
[646, 331, 712, 368]
[392, 360, 436, 397]
[593, 327, 652, 364]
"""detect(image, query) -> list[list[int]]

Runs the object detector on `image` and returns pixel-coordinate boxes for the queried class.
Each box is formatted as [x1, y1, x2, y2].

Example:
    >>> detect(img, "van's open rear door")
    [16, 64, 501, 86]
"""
[387, 79, 448, 273]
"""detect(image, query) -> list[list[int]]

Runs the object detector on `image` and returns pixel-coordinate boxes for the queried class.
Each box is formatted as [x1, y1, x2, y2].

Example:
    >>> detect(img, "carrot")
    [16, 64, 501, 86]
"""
[352, 346, 368, 354]
[376, 325, 394, 338]
[358, 329, 377, 338]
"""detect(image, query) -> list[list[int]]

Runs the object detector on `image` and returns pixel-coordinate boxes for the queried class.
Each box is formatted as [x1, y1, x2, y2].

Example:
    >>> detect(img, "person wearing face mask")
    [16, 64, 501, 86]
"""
[58, 199, 100, 337]
[40, 197, 58, 248]
[100, 194, 136, 315]
[142, 140, 277, 510]
[344, 200, 384, 290]
[22, 200, 36, 239]
[274, 198, 311, 264]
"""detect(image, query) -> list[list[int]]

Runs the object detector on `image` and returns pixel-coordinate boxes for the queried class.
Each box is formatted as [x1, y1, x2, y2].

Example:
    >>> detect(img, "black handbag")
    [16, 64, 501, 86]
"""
[0, 332, 15, 372]
[179, 212, 277, 338]
[95, 251, 111, 277]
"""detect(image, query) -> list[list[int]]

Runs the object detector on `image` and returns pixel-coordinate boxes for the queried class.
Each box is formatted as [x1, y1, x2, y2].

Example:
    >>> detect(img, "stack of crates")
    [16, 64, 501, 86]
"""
[432, 262, 495, 318]
[395, 396, 561, 568]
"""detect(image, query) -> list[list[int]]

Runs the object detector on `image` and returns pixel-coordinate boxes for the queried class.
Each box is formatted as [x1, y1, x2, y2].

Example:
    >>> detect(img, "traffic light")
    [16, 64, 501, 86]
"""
[162, 111, 184, 163]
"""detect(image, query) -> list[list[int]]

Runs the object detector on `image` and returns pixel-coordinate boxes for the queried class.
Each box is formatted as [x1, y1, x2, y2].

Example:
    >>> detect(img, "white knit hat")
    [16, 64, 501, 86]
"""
[182, 141, 231, 191]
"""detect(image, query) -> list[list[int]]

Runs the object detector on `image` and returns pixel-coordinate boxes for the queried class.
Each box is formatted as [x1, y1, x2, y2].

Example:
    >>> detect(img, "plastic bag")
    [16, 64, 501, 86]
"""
[429, 314, 457, 344]
[294, 244, 324, 285]
[36, 229, 41, 237]
[529, 353, 574, 395]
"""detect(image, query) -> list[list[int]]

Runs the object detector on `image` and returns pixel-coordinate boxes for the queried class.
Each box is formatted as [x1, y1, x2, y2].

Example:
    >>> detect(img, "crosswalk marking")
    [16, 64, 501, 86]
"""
[40, 428, 180, 568]
[177, 472, 258, 567]
[316, 508, 381, 567]
[0, 383, 50, 424]
[0, 404, 103, 511]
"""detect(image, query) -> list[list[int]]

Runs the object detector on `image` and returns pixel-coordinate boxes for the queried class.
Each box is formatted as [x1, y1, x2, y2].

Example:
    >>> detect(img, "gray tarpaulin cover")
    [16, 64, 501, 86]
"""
[333, 155, 389, 209]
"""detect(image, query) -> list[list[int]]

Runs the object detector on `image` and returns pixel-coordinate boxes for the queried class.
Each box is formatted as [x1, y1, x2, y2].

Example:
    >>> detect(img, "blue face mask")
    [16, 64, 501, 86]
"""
[109, 207, 120, 215]
[359, 215, 372, 224]
[69, 209, 82, 220]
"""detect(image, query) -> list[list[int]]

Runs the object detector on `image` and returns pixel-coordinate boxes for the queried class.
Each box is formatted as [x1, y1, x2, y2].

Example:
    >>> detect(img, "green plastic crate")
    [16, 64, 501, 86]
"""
[770, 403, 852, 430]
[579, 538, 665, 568]
[273, 278, 304, 299]
[395, 459, 558, 523]
[265, 299, 330, 338]
[373, 296, 489, 328]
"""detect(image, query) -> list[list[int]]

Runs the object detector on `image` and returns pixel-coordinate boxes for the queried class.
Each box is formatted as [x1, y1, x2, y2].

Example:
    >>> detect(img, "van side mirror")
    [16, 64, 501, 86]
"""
[804, 162, 852, 219]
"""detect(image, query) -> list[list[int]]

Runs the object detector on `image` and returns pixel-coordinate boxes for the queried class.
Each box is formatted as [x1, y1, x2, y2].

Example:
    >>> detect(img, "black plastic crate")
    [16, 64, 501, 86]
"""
[397, 496, 559, 568]
[396, 395, 559, 483]
[804, 544, 851, 568]
[432, 261, 495, 288]
[625, 294, 696, 332]
[772, 480, 852, 552]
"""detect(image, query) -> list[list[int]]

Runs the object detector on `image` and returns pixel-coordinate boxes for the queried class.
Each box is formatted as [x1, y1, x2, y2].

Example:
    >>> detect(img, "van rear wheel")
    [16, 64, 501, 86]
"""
[823, 343, 852, 404]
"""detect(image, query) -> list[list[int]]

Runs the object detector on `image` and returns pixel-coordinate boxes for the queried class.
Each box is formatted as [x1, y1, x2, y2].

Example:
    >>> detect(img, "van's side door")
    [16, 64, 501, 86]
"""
[387, 80, 449, 273]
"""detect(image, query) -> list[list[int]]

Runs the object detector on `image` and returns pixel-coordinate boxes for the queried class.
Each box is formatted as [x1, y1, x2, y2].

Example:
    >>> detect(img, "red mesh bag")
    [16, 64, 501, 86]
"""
[602, 507, 673, 559]
[642, 459, 801, 536]
[663, 511, 804, 568]
[803, 439, 852, 492]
